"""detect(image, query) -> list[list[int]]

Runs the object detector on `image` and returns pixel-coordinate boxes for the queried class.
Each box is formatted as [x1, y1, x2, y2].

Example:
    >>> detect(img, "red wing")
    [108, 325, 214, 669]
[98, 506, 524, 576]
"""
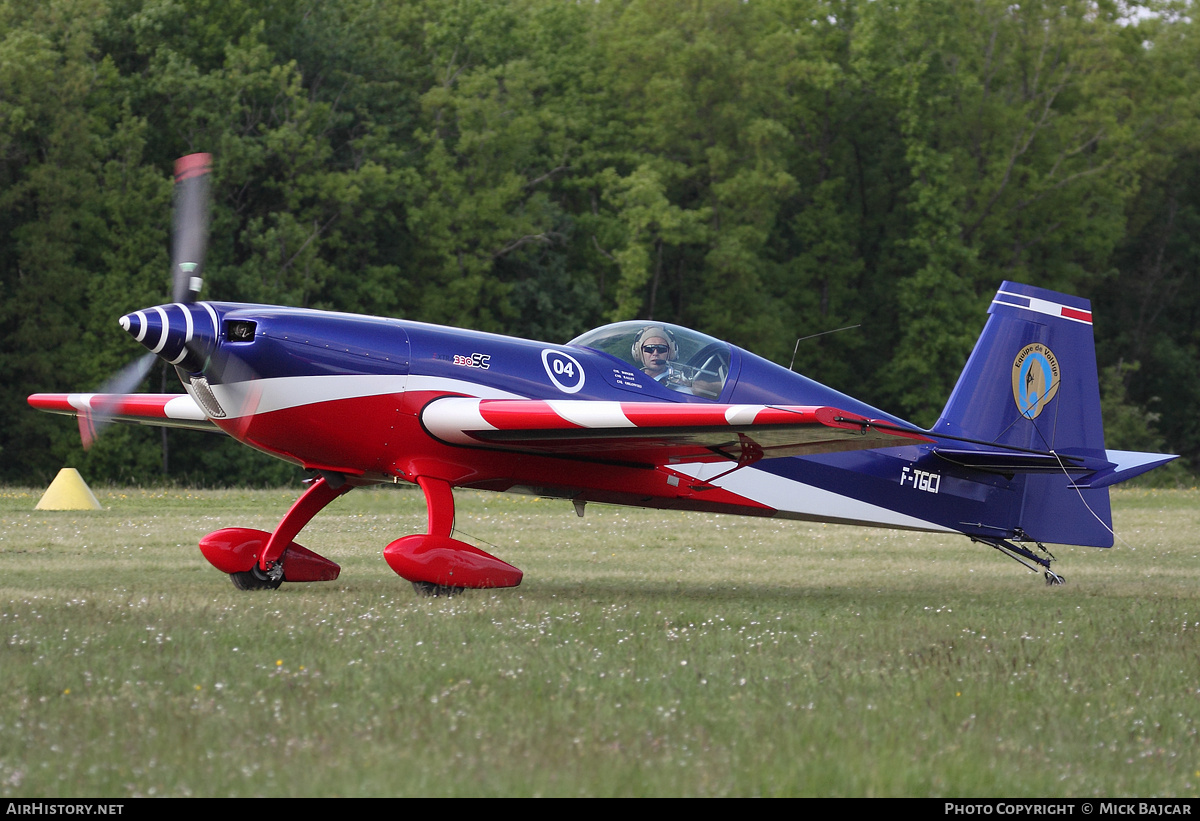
[28, 393, 218, 435]
[421, 398, 929, 467]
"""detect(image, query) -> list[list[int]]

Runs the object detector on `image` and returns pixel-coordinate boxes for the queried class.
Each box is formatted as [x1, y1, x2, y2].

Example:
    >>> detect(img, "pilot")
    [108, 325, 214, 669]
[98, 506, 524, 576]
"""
[632, 325, 693, 394]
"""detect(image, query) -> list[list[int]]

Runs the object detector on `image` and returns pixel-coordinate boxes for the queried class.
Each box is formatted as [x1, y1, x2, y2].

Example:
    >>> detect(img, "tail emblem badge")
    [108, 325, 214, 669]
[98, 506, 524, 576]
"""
[1012, 343, 1060, 419]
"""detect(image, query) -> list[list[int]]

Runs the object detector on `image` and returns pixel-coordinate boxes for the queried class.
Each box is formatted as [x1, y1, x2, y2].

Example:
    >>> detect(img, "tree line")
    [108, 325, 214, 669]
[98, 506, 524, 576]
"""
[2, 0, 1196, 486]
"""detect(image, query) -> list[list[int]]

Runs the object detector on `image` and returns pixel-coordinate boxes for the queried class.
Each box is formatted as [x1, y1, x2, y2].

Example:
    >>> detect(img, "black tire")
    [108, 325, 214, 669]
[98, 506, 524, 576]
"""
[229, 569, 283, 590]
[411, 581, 465, 597]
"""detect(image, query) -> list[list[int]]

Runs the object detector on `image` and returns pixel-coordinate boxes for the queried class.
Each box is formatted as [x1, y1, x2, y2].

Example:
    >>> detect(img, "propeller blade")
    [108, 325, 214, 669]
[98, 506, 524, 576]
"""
[170, 153, 212, 304]
[79, 352, 158, 450]
[83, 153, 213, 450]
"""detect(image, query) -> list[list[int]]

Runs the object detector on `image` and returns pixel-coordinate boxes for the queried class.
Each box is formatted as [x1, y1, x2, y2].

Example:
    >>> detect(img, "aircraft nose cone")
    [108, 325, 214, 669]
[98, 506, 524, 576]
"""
[119, 303, 219, 373]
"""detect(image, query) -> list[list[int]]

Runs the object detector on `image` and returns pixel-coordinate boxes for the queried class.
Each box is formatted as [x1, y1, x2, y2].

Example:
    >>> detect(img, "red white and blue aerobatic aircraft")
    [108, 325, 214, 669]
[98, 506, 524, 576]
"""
[29, 155, 1176, 594]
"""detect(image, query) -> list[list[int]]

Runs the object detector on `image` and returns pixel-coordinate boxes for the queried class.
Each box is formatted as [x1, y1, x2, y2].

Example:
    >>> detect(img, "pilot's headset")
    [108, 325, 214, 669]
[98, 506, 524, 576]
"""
[632, 325, 678, 361]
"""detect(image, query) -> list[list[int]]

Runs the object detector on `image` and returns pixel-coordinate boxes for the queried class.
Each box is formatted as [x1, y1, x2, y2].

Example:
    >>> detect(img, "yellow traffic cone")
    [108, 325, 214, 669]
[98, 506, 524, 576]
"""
[35, 468, 102, 511]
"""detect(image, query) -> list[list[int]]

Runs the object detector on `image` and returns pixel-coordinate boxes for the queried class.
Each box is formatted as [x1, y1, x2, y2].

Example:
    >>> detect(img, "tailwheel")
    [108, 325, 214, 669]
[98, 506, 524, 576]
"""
[973, 535, 1064, 585]
[411, 581, 466, 598]
[229, 566, 283, 590]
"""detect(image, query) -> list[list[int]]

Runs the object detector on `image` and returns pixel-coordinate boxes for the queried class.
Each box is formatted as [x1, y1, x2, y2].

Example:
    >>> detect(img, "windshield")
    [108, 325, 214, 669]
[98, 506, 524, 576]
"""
[568, 321, 732, 399]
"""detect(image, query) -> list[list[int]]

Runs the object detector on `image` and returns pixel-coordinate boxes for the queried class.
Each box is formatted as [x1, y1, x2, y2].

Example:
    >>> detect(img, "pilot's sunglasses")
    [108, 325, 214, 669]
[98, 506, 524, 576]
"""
[642, 345, 670, 354]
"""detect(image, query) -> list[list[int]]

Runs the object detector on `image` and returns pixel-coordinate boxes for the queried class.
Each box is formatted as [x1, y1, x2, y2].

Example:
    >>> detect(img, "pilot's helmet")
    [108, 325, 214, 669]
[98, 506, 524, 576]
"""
[632, 325, 677, 361]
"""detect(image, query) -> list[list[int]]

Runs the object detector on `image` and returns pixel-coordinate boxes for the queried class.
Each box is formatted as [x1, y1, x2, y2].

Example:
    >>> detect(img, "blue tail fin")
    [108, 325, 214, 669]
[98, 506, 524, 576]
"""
[934, 282, 1173, 547]
[937, 282, 1103, 452]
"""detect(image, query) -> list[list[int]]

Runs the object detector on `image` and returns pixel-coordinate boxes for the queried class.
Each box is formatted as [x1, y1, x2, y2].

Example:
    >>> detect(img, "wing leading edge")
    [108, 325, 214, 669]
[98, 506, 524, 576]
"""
[28, 393, 217, 435]
[420, 398, 931, 467]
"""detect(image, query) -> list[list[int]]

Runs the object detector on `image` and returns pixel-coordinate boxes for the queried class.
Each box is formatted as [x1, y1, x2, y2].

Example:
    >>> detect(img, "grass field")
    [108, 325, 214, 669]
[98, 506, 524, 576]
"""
[0, 484, 1197, 797]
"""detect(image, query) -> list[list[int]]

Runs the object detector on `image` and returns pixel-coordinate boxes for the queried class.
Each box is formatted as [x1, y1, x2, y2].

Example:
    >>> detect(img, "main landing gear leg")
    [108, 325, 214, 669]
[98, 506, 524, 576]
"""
[383, 476, 523, 596]
[199, 475, 349, 590]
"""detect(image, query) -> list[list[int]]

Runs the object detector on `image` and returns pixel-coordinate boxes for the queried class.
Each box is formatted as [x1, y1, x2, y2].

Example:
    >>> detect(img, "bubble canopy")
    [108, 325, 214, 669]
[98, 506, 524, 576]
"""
[568, 320, 733, 399]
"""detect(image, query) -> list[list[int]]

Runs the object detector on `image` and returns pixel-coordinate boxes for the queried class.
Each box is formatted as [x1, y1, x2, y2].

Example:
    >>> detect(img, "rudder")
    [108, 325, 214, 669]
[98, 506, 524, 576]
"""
[935, 282, 1113, 546]
[936, 281, 1104, 453]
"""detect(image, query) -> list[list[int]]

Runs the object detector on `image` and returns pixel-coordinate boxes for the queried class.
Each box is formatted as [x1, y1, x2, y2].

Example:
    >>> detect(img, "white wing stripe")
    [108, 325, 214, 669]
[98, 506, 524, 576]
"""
[421, 398, 497, 444]
[725, 405, 766, 425]
[164, 395, 209, 421]
[546, 400, 634, 428]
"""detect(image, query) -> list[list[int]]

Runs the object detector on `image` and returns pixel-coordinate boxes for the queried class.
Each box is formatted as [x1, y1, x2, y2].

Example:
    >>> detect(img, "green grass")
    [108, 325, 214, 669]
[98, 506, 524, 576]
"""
[1, 485, 1197, 797]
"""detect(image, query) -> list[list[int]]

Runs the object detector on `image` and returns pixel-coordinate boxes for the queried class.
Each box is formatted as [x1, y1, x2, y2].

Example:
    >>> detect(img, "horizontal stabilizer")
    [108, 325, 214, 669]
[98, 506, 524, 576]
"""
[932, 447, 1109, 476]
[1069, 450, 1179, 489]
[931, 445, 1177, 488]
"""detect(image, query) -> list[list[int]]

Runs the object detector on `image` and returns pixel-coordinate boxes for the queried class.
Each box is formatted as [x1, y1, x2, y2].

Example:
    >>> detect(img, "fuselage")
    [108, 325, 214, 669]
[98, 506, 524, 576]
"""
[119, 301, 1039, 540]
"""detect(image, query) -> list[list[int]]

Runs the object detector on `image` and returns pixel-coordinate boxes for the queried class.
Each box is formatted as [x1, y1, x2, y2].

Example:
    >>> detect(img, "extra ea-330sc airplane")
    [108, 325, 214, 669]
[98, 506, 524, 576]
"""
[28, 154, 1177, 595]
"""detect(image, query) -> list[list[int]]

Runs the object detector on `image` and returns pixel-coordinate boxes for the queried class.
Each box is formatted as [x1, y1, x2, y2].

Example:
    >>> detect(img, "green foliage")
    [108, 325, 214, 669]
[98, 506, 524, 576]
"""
[1, 0, 1195, 483]
[1101, 362, 1165, 454]
[1098, 361, 1190, 486]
